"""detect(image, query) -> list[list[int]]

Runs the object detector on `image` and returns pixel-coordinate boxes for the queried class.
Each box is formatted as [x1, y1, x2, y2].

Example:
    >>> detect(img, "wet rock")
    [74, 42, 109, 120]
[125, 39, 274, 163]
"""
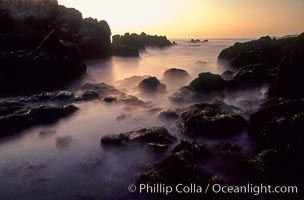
[221, 70, 234, 81]
[75, 90, 99, 101]
[218, 36, 296, 70]
[103, 96, 117, 103]
[136, 140, 220, 199]
[176, 104, 248, 138]
[116, 75, 150, 90]
[147, 143, 170, 153]
[189, 72, 226, 94]
[162, 68, 191, 85]
[274, 33, 304, 98]
[138, 77, 166, 93]
[0, 104, 78, 136]
[158, 109, 180, 120]
[213, 142, 242, 153]
[227, 64, 277, 91]
[249, 98, 304, 150]
[171, 140, 212, 160]
[169, 72, 226, 103]
[246, 147, 304, 188]
[101, 127, 176, 147]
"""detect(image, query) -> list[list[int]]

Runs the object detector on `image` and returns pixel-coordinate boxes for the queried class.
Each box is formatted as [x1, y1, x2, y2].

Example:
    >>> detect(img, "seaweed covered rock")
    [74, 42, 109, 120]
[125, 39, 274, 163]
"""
[138, 77, 166, 93]
[249, 98, 304, 150]
[136, 140, 220, 199]
[0, 104, 78, 136]
[101, 127, 176, 147]
[246, 147, 304, 195]
[176, 104, 248, 138]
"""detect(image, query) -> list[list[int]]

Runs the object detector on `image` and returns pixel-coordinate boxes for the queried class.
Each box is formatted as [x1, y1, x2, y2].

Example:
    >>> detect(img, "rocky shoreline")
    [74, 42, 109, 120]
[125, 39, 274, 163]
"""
[1, 1, 303, 200]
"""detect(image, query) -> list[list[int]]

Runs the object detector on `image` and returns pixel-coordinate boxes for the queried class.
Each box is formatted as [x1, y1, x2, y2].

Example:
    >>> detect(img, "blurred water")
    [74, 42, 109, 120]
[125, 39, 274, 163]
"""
[0, 39, 253, 200]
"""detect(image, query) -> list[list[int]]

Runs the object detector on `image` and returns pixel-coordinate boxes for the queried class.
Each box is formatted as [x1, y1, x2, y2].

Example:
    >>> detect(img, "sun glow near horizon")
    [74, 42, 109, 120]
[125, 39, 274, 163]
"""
[58, 0, 304, 38]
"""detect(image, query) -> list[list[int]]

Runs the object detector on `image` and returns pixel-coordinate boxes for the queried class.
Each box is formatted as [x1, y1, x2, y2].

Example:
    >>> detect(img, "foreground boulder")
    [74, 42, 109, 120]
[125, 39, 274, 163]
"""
[249, 98, 304, 150]
[245, 147, 304, 200]
[0, 104, 78, 136]
[136, 140, 221, 199]
[101, 127, 176, 147]
[176, 104, 248, 138]
[274, 33, 304, 98]
[138, 77, 166, 93]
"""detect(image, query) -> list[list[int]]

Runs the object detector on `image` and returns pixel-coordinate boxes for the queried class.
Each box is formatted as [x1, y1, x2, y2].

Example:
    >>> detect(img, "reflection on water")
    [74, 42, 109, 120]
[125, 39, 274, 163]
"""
[0, 39, 252, 200]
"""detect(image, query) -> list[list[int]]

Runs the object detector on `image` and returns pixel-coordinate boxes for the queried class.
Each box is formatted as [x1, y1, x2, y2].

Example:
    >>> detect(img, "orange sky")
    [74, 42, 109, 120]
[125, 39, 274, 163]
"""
[58, 0, 304, 38]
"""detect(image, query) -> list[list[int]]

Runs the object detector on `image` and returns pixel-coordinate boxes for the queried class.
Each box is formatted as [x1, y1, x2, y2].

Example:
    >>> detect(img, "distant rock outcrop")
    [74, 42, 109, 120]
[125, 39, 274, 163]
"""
[111, 32, 172, 56]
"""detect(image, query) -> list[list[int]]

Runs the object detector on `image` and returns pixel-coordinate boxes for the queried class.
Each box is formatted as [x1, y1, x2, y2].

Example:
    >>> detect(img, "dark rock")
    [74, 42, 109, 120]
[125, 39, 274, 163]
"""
[246, 147, 304, 191]
[169, 72, 226, 103]
[189, 39, 200, 43]
[162, 68, 191, 85]
[136, 140, 221, 199]
[189, 72, 226, 94]
[227, 64, 278, 91]
[0, 1, 111, 60]
[221, 70, 234, 81]
[171, 140, 212, 160]
[100, 127, 176, 147]
[158, 109, 180, 120]
[78, 18, 111, 59]
[249, 98, 304, 150]
[103, 97, 117, 103]
[218, 36, 296, 70]
[0, 104, 78, 136]
[0, 49, 86, 95]
[176, 104, 248, 138]
[138, 77, 166, 93]
[274, 33, 304, 98]
[147, 143, 170, 153]
[112, 32, 172, 50]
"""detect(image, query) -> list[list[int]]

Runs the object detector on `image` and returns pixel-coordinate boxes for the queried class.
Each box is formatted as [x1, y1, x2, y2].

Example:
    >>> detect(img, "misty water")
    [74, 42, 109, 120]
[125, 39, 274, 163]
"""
[0, 39, 263, 200]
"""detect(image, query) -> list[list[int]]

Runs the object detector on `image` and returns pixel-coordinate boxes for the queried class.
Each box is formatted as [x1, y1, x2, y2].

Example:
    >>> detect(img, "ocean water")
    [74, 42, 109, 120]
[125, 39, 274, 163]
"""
[0, 39, 257, 200]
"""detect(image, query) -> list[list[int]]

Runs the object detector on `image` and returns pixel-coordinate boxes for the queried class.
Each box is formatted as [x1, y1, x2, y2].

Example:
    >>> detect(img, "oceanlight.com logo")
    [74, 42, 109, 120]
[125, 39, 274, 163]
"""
[128, 183, 299, 196]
